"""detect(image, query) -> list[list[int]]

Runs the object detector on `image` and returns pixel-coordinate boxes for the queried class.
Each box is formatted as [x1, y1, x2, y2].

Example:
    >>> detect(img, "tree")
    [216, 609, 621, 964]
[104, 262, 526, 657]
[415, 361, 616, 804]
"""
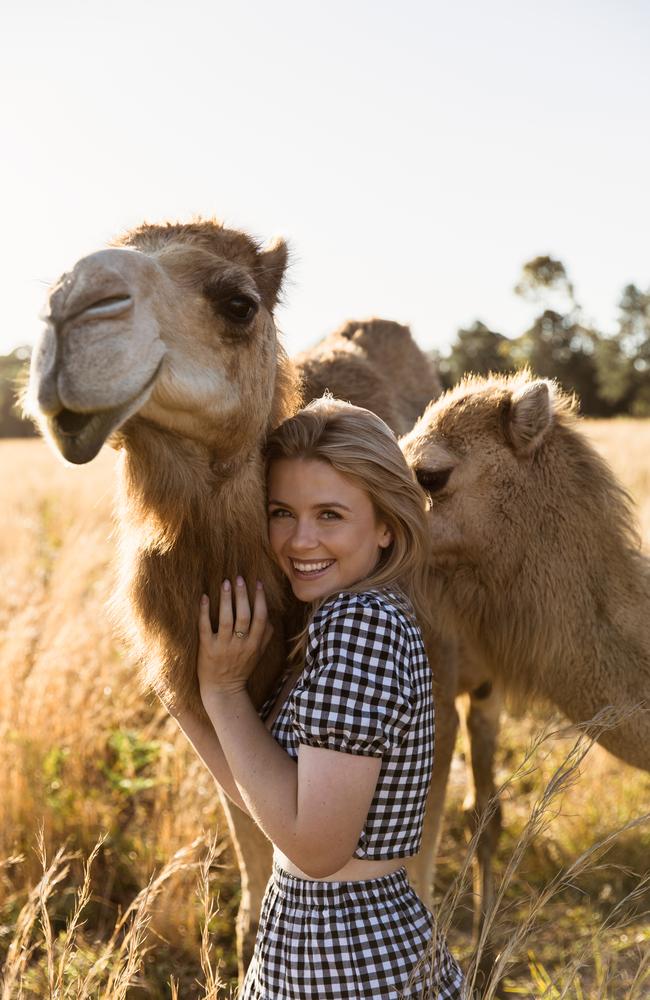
[593, 284, 650, 415]
[512, 257, 609, 415]
[618, 284, 650, 416]
[509, 311, 606, 415]
[514, 255, 576, 313]
[440, 321, 514, 387]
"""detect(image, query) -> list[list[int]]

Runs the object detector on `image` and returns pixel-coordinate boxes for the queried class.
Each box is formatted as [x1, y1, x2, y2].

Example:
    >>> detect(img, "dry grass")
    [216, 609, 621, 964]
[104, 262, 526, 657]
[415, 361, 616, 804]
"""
[1, 423, 649, 998]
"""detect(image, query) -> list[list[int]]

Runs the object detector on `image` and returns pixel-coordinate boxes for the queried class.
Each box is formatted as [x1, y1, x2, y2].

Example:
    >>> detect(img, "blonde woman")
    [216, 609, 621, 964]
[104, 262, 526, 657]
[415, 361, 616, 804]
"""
[180, 398, 464, 998]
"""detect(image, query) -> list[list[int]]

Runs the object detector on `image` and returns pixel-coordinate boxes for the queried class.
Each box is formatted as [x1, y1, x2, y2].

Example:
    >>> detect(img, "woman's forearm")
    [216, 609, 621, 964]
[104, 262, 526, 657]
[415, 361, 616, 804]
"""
[171, 707, 254, 818]
[201, 688, 314, 869]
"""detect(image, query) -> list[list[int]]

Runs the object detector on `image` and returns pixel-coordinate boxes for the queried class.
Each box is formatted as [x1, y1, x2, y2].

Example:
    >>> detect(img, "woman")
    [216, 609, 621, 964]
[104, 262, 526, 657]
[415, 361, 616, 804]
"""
[176, 398, 464, 998]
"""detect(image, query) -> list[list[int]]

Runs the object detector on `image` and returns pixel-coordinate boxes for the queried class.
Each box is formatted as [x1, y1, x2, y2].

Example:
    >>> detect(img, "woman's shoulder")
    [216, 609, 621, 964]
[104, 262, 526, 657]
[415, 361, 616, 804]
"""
[308, 586, 417, 642]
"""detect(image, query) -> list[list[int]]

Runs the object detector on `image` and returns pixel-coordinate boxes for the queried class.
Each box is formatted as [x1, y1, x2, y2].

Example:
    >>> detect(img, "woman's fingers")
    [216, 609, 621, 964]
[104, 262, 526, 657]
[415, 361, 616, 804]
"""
[198, 594, 214, 643]
[234, 576, 251, 636]
[218, 579, 234, 634]
[210, 576, 269, 646]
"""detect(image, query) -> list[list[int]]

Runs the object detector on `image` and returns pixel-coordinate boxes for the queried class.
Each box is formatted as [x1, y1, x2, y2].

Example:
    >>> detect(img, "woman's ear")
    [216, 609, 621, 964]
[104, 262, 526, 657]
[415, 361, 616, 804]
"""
[378, 523, 393, 549]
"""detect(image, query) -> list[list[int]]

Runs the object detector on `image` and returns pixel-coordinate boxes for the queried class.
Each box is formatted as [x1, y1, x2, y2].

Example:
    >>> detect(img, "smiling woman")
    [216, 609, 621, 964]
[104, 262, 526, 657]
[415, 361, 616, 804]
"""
[188, 396, 465, 999]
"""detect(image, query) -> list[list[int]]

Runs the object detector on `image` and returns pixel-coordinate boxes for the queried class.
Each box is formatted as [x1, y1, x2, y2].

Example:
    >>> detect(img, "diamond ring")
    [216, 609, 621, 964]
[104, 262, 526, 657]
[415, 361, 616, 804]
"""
[234, 630, 248, 639]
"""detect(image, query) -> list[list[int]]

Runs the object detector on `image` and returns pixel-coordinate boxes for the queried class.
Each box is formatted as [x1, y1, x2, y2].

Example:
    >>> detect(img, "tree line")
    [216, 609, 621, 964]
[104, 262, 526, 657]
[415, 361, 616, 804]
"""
[435, 256, 650, 416]
[1, 256, 649, 437]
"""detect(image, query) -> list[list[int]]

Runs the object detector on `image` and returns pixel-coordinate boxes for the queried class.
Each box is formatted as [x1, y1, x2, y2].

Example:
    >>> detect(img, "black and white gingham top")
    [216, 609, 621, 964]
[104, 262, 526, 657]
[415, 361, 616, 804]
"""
[259, 587, 435, 860]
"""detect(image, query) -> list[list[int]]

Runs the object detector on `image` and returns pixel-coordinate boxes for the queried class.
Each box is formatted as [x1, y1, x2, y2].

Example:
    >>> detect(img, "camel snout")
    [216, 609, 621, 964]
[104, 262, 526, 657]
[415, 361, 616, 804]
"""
[61, 293, 134, 329]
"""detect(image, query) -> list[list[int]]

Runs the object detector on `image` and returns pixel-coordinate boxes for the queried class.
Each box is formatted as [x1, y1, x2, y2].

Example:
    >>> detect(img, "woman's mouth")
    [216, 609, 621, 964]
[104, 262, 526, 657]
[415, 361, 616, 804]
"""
[289, 558, 336, 579]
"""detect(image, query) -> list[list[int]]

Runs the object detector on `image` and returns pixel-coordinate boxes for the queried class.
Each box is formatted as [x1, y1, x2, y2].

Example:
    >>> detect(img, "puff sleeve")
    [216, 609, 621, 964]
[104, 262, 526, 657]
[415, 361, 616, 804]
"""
[291, 595, 413, 757]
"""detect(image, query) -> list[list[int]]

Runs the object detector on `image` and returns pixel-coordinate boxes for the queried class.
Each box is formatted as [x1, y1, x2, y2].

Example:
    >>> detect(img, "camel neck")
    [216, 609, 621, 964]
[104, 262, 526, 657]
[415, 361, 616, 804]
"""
[118, 419, 269, 551]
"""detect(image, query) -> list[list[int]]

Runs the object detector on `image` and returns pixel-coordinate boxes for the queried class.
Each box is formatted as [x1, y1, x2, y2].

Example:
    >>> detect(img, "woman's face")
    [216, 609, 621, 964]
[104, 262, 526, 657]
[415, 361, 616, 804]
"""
[267, 457, 393, 602]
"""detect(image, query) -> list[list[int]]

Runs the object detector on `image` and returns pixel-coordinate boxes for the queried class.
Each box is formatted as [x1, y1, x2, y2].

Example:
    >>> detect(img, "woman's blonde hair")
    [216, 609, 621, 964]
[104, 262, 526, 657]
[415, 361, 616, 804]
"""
[264, 396, 433, 654]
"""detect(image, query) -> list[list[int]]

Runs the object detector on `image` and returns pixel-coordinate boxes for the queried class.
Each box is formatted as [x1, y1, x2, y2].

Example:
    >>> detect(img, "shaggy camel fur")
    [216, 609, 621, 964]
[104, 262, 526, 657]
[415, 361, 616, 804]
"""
[401, 372, 650, 774]
[26, 218, 465, 977]
[295, 318, 442, 436]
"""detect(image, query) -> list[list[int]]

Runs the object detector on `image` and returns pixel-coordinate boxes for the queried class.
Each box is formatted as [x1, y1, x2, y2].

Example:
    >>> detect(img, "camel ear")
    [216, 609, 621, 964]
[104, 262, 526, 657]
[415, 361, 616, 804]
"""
[256, 239, 289, 311]
[508, 380, 553, 455]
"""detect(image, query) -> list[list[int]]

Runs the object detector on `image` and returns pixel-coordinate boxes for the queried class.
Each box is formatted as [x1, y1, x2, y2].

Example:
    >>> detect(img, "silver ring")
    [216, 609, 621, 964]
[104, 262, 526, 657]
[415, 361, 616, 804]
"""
[234, 630, 248, 639]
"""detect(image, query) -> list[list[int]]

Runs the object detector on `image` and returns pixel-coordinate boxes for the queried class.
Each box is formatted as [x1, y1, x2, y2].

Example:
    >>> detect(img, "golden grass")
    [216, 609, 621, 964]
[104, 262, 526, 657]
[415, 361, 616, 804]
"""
[1, 423, 649, 998]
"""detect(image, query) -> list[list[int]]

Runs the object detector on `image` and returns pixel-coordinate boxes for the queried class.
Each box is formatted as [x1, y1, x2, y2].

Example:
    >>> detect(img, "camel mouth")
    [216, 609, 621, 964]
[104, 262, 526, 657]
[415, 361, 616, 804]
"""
[49, 358, 165, 464]
[56, 408, 98, 437]
[50, 405, 128, 464]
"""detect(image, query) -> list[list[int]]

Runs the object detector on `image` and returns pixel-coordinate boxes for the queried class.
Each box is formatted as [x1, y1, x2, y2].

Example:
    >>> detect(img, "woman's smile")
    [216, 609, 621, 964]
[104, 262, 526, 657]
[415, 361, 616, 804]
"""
[289, 558, 336, 579]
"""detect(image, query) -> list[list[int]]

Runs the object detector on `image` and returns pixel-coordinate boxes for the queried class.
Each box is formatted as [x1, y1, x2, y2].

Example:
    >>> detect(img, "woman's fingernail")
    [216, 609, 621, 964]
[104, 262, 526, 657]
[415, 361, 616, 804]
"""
[223, 579, 231, 592]
[201, 594, 209, 605]
[236, 575, 244, 587]
[256, 579, 263, 590]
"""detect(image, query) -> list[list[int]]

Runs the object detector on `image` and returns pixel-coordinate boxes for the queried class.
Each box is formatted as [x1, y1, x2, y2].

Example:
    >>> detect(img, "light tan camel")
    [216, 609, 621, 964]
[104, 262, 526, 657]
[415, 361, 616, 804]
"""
[25, 218, 465, 978]
[401, 371, 650, 790]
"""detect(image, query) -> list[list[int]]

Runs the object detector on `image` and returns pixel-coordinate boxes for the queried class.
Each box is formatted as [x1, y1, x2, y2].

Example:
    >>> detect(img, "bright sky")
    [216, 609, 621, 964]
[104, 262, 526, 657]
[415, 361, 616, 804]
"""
[2, 0, 649, 359]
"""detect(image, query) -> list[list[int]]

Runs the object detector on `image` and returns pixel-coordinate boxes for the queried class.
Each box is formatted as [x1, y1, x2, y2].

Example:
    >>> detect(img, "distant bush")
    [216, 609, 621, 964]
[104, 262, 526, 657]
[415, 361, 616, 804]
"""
[0, 346, 36, 438]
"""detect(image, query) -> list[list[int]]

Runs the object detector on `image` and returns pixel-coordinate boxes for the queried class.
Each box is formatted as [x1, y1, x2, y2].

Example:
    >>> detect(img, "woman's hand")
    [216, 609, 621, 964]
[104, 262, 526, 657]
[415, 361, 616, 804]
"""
[197, 577, 273, 703]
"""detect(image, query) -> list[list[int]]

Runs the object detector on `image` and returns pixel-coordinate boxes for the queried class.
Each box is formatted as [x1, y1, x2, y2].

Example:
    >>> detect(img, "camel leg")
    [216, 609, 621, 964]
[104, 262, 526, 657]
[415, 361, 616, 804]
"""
[461, 680, 503, 977]
[217, 791, 273, 983]
[405, 637, 460, 908]
[405, 694, 459, 908]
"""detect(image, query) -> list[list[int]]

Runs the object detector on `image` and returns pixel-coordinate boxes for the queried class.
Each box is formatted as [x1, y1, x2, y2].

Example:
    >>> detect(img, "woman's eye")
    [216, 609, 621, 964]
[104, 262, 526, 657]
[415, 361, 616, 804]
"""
[415, 468, 453, 495]
[223, 295, 258, 323]
[320, 510, 341, 520]
[269, 508, 292, 518]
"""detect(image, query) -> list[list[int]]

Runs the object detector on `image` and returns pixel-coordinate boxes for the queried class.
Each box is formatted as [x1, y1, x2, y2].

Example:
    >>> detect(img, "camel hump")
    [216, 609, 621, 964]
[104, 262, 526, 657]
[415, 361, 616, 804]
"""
[296, 317, 441, 436]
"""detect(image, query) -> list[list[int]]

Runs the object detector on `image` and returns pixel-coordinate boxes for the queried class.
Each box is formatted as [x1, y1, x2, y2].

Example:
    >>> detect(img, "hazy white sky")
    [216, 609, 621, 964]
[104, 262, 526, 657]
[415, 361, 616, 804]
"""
[2, 0, 649, 358]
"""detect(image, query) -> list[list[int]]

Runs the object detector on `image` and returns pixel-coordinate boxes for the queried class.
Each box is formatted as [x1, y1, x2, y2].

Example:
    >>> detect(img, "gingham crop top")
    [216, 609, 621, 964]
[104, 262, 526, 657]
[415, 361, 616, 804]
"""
[258, 587, 435, 860]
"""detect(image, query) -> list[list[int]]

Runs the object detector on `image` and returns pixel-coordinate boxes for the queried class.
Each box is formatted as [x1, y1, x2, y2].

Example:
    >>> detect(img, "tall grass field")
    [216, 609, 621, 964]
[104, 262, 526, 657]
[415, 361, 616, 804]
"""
[1, 421, 649, 998]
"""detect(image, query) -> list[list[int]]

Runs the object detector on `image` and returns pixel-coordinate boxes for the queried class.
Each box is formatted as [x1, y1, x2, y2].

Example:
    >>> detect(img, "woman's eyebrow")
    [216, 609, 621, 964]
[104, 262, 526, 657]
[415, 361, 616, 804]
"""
[267, 499, 351, 512]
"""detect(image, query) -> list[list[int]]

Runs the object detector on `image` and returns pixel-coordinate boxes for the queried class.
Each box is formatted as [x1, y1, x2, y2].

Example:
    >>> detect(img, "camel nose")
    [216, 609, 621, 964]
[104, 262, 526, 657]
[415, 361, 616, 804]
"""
[60, 294, 134, 329]
[48, 263, 133, 334]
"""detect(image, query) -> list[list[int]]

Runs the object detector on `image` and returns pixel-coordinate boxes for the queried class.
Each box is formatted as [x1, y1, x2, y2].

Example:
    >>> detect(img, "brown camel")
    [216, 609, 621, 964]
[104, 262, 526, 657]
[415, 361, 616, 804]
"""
[25, 218, 467, 978]
[295, 317, 442, 436]
[400, 372, 650, 841]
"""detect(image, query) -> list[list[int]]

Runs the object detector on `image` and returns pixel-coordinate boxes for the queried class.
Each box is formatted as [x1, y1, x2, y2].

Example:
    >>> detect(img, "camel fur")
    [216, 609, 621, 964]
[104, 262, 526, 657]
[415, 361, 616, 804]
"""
[401, 372, 650, 771]
[295, 318, 441, 436]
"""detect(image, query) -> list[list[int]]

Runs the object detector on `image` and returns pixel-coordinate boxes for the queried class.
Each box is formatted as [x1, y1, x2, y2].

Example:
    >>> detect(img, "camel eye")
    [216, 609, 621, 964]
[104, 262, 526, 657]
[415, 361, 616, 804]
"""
[415, 468, 452, 495]
[223, 295, 258, 323]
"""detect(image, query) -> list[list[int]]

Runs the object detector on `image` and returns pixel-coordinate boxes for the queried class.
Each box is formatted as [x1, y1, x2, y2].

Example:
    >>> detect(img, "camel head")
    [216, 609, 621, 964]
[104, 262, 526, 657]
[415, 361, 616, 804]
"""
[400, 372, 561, 572]
[26, 220, 290, 464]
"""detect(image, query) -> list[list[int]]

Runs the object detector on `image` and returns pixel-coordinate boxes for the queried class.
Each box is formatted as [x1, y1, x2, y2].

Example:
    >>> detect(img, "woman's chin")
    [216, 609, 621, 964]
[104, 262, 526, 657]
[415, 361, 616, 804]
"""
[290, 572, 339, 603]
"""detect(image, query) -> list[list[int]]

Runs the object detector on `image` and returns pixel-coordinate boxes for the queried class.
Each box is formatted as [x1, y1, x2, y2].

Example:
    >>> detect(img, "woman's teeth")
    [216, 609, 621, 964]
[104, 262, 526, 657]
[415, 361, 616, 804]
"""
[291, 559, 335, 575]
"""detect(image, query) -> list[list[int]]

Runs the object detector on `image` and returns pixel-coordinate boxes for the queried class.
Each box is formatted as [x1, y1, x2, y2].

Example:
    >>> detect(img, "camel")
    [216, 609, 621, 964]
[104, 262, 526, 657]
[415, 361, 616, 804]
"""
[25, 218, 468, 978]
[400, 372, 650, 817]
[295, 317, 442, 436]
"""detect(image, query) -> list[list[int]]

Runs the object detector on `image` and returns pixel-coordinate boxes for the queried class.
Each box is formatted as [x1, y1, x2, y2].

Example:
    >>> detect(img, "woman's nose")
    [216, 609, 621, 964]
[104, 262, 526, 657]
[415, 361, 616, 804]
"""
[289, 517, 319, 551]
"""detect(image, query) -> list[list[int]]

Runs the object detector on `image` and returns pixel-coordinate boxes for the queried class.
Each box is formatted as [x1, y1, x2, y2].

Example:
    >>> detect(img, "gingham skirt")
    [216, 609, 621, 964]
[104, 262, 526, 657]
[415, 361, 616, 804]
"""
[238, 861, 464, 999]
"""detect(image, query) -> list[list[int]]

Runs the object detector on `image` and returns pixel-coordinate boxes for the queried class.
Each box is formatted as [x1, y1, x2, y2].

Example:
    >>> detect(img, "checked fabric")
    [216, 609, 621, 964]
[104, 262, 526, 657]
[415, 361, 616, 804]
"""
[239, 588, 464, 999]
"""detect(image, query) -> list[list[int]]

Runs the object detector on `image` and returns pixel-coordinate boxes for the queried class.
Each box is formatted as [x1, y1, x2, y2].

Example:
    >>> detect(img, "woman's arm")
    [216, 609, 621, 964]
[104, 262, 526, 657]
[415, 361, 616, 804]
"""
[202, 687, 381, 877]
[169, 705, 253, 818]
[197, 580, 382, 877]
